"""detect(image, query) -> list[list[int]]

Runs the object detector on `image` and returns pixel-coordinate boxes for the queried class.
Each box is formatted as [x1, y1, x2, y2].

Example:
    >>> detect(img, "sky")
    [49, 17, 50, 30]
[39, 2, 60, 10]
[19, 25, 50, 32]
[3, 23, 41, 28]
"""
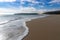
[0, 0, 60, 14]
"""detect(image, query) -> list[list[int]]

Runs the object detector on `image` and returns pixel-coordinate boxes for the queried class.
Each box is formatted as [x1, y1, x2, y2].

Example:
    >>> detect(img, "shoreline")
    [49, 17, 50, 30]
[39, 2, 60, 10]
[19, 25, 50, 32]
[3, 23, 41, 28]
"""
[24, 15, 60, 40]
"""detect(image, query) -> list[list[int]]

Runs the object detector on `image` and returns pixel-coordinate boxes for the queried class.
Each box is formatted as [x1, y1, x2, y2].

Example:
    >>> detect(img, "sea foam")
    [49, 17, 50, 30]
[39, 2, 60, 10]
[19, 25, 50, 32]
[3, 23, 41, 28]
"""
[0, 14, 49, 40]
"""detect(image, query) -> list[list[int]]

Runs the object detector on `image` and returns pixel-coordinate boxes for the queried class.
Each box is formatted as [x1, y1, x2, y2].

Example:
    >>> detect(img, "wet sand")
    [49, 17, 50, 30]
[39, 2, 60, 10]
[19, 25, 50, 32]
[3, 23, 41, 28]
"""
[23, 15, 60, 40]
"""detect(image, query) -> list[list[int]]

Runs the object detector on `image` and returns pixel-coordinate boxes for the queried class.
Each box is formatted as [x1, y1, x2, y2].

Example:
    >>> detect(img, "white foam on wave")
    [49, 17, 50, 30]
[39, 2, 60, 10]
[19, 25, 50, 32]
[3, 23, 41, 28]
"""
[16, 15, 49, 40]
[0, 14, 49, 40]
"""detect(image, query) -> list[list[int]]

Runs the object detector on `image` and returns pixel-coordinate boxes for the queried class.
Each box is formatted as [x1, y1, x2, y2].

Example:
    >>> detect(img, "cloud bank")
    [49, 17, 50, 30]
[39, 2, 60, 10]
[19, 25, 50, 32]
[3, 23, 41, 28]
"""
[0, 0, 60, 15]
[0, 0, 16, 2]
[0, 7, 60, 15]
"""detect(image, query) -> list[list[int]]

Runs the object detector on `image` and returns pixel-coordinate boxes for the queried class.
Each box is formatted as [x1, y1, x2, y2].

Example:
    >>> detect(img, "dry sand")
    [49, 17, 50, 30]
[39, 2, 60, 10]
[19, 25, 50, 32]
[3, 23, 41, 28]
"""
[23, 15, 60, 40]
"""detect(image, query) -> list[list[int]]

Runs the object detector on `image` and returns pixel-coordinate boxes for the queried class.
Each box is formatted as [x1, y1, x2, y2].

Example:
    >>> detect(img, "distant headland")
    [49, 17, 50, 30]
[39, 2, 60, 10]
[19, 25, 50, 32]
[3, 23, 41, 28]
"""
[43, 10, 60, 14]
[15, 13, 39, 15]
[15, 10, 60, 15]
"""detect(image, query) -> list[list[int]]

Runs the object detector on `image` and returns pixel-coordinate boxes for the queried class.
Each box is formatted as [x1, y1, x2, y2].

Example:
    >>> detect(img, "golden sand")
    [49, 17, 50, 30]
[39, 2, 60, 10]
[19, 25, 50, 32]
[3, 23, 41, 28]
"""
[24, 15, 60, 40]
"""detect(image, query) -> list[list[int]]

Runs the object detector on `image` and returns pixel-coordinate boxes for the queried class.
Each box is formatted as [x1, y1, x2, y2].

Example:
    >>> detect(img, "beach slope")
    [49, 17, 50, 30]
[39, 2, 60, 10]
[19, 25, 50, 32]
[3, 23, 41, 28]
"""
[24, 15, 60, 40]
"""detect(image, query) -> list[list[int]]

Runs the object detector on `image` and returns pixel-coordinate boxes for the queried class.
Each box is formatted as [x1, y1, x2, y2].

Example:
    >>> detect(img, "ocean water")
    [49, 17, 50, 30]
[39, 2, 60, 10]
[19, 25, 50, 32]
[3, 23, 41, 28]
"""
[0, 14, 49, 40]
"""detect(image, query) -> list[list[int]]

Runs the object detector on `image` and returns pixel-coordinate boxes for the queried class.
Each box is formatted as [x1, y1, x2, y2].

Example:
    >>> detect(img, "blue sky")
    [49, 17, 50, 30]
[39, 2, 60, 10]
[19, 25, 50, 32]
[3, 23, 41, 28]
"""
[0, 0, 60, 14]
[0, 0, 60, 10]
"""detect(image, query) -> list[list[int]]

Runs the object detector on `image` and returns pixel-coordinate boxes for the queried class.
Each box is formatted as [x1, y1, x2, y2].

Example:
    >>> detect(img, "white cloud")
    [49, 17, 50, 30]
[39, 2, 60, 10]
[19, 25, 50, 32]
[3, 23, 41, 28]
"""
[0, 0, 16, 2]
[0, 7, 37, 13]
[18, 7, 37, 13]
[49, 0, 60, 3]
[0, 7, 46, 15]
[20, 0, 37, 5]
[20, 0, 35, 6]
[20, 0, 45, 8]
[0, 7, 49, 14]
[0, 8, 16, 13]
[20, 0, 35, 2]
[20, 0, 44, 5]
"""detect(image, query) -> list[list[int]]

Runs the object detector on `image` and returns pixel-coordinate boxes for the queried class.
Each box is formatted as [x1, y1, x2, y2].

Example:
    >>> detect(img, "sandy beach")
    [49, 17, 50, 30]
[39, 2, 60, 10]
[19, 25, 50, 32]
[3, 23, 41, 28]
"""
[23, 15, 60, 40]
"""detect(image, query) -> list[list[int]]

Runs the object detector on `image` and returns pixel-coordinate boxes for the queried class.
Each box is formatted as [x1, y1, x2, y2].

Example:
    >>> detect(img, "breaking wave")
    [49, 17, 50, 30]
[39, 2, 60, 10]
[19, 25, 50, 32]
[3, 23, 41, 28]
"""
[0, 14, 49, 40]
